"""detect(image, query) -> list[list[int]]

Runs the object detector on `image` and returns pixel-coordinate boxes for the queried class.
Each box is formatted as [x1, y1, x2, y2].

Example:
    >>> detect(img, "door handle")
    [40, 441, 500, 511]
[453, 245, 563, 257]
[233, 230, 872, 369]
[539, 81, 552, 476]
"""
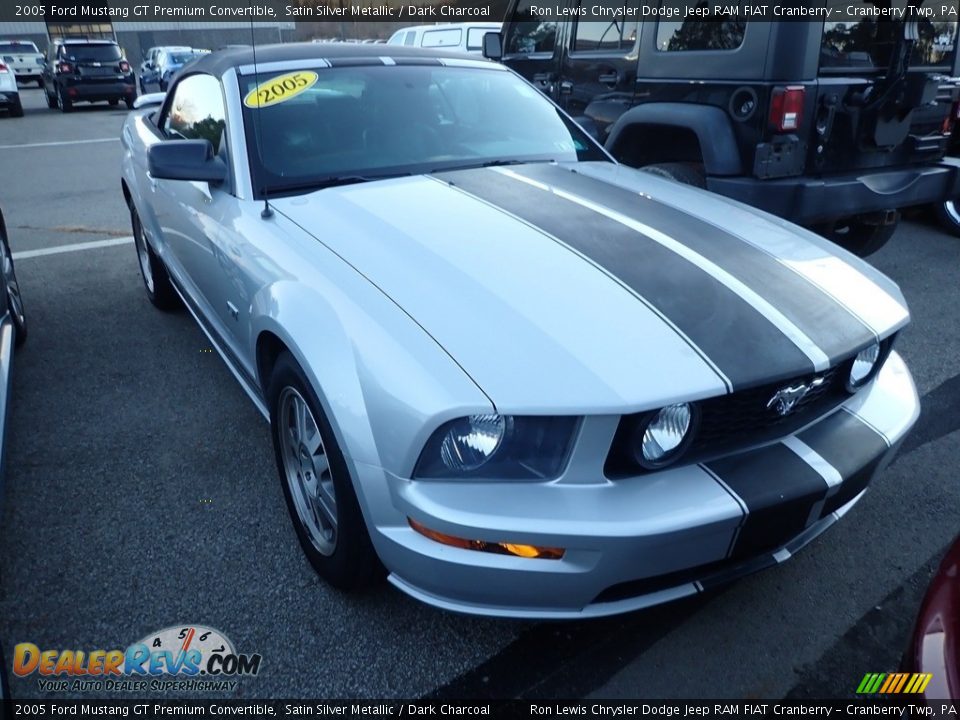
[599, 72, 620, 85]
[559, 80, 573, 95]
[532, 72, 556, 84]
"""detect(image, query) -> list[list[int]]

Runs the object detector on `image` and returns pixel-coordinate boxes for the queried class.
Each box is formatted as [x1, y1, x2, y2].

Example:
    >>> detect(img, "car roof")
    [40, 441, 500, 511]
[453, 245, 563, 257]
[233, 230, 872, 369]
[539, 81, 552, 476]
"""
[58, 39, 118, 45]
[189, 42, 492, 78]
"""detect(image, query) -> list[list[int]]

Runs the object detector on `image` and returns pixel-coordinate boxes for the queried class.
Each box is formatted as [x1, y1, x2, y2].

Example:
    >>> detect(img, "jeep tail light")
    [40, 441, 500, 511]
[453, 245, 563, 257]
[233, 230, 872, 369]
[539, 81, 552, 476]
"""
[942, 99, 960, 135]
[119, 60, 130, 73]
[0, 63, 8, 74]
[57, 61, 73, 74]
[769, 86, 805, 133]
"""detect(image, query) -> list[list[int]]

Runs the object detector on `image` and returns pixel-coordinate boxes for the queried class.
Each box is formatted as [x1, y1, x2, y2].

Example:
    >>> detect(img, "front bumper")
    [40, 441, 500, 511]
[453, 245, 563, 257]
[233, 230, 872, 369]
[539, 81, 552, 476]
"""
[708, 160, 960, 224]
[363, 351, 918, 618]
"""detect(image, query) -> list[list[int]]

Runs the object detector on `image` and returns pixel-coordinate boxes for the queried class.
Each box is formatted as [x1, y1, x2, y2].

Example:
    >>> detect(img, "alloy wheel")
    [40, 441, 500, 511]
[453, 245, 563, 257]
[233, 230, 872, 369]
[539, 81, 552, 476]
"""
[278, 387, 338, 556]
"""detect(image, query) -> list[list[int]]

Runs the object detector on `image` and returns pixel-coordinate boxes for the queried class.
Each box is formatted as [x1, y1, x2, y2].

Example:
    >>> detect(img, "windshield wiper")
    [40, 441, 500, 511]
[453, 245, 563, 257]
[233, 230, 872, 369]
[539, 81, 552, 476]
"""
[264, 173, 409, 195]
[428, 158, 552, 174]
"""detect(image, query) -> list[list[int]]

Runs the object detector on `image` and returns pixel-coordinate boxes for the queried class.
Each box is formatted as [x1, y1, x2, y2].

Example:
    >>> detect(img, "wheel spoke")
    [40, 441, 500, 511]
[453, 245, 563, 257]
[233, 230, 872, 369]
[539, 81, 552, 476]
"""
[311, 450, 329, 480]
[314, 486, 338, 531]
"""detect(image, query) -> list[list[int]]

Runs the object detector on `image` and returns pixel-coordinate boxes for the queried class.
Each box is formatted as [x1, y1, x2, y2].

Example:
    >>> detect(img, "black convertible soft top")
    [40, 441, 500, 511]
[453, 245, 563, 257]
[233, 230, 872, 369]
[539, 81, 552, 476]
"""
[190, 42, 485, 78]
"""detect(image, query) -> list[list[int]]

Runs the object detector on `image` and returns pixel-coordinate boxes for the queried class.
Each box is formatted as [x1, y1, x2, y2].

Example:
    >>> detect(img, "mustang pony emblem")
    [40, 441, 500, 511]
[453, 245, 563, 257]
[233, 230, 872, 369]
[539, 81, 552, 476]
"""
[767, 376, 827, 416]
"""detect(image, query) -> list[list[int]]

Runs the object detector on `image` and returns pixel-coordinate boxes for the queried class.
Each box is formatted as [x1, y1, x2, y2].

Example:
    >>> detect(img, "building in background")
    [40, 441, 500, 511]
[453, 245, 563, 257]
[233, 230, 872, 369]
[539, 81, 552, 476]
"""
[0, 21, 293, 63]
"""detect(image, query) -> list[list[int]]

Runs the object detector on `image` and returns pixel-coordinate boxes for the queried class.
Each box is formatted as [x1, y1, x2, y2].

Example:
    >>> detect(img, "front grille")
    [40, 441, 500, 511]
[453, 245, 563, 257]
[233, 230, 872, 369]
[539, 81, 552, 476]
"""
[603, 348, 882, 478]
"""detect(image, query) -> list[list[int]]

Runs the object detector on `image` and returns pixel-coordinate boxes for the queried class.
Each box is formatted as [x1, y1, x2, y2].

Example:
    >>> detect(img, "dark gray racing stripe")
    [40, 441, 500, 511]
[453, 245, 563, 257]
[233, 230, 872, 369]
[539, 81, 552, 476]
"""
[436, 167, 815, 389]
[509, 163, 877, 365]
[703, 444, 827, 560]
[799, 409, 890, 517]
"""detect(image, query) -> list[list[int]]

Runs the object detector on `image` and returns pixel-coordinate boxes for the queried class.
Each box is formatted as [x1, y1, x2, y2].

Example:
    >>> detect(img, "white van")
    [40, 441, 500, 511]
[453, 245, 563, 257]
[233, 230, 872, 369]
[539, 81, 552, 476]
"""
[386, 23, 502, 55]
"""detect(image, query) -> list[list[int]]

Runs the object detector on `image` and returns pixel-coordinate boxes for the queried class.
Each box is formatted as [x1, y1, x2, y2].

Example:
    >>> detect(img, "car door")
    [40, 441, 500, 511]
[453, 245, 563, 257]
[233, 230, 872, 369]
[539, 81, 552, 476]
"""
[558, 4, 639, 132]
[153, 73, 245, 356]
[501, 3, 564, 100]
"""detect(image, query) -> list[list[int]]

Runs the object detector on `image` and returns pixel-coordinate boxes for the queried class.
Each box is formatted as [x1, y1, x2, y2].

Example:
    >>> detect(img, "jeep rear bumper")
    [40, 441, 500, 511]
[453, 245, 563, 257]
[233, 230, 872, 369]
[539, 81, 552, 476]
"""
[707, 159, 960, 224]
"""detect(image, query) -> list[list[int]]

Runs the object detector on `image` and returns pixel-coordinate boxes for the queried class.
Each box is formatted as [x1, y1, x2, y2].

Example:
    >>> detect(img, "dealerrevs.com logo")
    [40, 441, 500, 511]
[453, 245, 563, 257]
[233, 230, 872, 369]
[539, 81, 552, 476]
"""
[12, 625, 262, 692]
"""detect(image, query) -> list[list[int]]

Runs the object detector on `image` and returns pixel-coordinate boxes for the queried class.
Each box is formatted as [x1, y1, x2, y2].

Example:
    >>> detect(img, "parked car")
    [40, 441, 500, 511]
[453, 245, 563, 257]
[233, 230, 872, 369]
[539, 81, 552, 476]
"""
[0, 40, 44, 87]
[121, 43, 918, 618]
[494, 10, 960, 256]
[387, 22, 502, 54]
[43, 38, 136, 112]
[904, 535, 960, 699]
[0, 58, 22, 117]
[1, 205, 27, 488]
[139, 45, 191, 93]
[933, 91, 960, 236]
[155, 49, 207, 92]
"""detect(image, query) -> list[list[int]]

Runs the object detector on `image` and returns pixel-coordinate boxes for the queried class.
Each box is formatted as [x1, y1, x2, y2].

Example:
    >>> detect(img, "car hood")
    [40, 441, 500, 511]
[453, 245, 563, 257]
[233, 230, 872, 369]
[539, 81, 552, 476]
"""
[272, 162, 909, 413]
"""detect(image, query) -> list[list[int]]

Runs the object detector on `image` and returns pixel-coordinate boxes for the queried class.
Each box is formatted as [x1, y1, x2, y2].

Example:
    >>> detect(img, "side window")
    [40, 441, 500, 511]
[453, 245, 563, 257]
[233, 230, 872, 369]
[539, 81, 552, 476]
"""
[421, 28, 463, 49]
[572, 7, 638, 52]
[656, 18, 746, 52]
[466, 27, 493, 51]
[504, 2, 558, 55]
[161, 74, 227, 154]
[403, 31, 416, 47]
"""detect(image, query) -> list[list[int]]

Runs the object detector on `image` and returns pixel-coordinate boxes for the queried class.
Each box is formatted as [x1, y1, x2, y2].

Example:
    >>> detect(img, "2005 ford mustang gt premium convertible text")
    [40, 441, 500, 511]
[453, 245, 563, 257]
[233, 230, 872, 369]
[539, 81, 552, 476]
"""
[120, 43, 919, 618]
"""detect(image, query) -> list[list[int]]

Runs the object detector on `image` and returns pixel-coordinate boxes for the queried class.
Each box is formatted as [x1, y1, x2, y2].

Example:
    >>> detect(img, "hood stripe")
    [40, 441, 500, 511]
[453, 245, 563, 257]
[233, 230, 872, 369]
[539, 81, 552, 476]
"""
[502, 164, 879, 363]
[495, 166, 831, 372]
[435, 167, 817, 390]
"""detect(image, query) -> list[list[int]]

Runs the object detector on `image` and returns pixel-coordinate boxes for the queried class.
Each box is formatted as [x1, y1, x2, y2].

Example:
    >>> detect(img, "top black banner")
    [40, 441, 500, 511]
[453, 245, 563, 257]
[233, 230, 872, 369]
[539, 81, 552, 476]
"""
[3, 0, 960, 23]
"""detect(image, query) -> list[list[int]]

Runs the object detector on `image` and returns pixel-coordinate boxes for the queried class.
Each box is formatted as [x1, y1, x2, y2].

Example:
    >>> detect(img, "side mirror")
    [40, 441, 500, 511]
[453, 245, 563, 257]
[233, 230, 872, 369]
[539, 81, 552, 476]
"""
[148, 140, 226, 184]
[133, 92, 166, 109]
[482, 32, 502, 61]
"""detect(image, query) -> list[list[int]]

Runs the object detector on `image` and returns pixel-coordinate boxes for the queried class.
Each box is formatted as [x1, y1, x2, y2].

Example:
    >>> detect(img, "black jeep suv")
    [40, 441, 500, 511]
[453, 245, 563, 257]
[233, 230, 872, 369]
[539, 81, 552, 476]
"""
[493, 10, 960, 255]
[42, 39, 136, 113]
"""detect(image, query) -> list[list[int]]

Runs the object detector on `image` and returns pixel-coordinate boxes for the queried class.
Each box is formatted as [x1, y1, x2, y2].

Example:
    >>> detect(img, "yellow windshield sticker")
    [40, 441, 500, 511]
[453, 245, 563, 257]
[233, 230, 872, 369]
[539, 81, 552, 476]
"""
[243, 71, 318, 109]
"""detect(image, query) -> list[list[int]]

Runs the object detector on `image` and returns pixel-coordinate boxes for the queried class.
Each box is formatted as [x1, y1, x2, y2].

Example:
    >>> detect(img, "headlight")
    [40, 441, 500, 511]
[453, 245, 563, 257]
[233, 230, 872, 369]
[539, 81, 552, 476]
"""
[848, 342, 881, 390]
[634, 403, 696, 469]
[415, 415, 579, 480]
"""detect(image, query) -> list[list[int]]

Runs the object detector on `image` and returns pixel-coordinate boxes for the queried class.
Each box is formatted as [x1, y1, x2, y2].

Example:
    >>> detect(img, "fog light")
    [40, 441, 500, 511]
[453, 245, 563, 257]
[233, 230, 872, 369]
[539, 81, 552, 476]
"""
[848, 342, 881, 390]
[408, 518, 564, 560]
[636, 403, 696, 468]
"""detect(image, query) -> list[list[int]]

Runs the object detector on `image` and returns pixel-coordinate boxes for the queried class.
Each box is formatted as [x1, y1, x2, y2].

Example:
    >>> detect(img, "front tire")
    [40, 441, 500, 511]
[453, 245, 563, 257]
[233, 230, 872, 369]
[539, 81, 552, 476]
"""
[268, 352, 381, 590]
[128, 202, 179, 310]
[1, 227, 27, 347]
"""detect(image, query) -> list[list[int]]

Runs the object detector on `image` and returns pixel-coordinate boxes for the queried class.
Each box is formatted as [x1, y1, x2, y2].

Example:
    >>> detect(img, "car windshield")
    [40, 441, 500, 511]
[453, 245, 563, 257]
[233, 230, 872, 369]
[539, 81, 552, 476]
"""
[169, 52, 196, 64]
[63, 44, 122, 62]
[0, 42, 39, 54]
[239, 63, 608, 196]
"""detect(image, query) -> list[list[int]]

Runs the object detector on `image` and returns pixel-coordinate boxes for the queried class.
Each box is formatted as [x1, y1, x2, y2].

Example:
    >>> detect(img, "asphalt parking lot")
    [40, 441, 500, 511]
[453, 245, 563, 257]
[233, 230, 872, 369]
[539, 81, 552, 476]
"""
[0, 85, 958, 701]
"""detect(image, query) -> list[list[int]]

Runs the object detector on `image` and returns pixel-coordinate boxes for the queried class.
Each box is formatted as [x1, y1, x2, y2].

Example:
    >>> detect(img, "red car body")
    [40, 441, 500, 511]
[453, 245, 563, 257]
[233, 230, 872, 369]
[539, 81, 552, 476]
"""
[908, 537, 960, 699]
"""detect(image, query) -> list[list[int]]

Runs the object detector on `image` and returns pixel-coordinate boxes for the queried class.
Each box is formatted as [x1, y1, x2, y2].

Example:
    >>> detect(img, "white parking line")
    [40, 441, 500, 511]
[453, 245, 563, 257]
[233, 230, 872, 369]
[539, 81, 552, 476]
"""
[13, 236, 133, 260]
[0, 138, 118, 150]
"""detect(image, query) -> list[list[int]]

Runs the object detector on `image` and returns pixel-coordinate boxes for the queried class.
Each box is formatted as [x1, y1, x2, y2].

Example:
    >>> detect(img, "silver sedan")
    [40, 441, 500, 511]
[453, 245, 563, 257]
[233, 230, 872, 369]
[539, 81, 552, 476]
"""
[120, 43, 919, 618]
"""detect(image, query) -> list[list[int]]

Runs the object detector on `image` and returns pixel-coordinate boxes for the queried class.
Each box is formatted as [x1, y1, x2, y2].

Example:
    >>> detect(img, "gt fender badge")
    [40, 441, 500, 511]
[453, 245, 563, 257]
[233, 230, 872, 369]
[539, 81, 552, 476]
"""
[767, 376, 826, 416]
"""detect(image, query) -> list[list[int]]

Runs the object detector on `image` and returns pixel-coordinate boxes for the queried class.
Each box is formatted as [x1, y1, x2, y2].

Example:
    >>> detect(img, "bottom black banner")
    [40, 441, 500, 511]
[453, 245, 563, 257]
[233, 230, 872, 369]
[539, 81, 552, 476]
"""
[1, 700, 958, 720]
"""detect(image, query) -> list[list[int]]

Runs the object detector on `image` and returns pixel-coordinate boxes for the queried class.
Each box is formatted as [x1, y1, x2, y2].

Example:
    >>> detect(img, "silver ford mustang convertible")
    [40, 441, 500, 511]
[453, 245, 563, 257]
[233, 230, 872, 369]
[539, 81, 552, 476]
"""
[120, 44, 919, 618]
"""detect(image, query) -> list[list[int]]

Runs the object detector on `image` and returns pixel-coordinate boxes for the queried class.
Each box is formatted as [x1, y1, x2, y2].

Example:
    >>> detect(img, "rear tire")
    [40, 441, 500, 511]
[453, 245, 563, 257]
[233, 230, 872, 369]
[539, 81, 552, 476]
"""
[9, 97, 23, 118]
[640, 162, 707, 188]
[124, 96, 135, 110]
[45, 86, 57, 109]
[816, 214, 898, 258]
[934, 199, 960, 237]
[268, 351, 382, 591]
[109, 98, 119, 106]
[37, 78, 43, 88]
[56, 85, 72, 113]
[1, 226, 27, 347]
[128, 201, 179, 311]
